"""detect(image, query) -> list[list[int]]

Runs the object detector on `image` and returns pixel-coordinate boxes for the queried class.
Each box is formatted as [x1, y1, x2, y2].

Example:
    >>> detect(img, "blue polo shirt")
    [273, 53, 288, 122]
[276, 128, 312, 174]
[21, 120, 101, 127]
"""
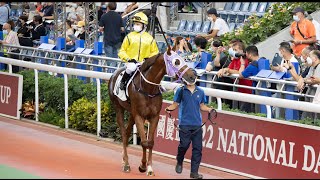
[173, 86, 206, 126]
[241, 60, 259, 78]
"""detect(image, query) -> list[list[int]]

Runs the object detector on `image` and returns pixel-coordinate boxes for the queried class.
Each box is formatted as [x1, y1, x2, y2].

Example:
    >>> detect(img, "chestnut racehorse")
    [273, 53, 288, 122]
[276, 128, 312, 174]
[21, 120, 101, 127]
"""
[108, 47, 197, 176]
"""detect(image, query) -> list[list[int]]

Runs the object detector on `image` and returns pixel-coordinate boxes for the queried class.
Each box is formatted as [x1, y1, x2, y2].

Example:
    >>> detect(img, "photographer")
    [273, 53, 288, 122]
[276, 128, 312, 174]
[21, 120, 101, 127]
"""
[217, 41, 253, 112]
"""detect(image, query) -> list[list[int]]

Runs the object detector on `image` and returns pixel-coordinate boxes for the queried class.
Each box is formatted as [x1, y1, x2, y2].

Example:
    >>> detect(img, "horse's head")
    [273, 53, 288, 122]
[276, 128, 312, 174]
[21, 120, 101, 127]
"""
[164, 47, 197, 85]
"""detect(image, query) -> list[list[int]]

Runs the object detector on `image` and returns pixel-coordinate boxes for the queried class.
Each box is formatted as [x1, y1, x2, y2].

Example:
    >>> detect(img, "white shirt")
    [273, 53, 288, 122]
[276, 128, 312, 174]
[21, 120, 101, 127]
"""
[115, 2, 131, 12]
[4, 30, 20, 46]
[212, 18, 230, 37]
[280, 54, 299, 73]
[312, 19, 320, 42]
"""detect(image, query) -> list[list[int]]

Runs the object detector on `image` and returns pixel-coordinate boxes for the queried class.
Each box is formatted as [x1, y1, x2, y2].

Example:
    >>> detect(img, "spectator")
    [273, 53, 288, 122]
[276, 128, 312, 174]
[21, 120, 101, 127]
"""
[193, 36, 208, 63]
[0, 2, 10, 30]
[285, 50, 320, 118]
[17, 15, 33, 47]
[99, 2, 125, 58]
[300, 46, 316, 78]
[38, 2, 54, 20]
[307, 14, 320, 50]
[35, 2, 42, 13]
[0, 20, 20, 73]
[271, 42, 299, 74]
[217, 41, 253, 112]
[206, 40, 233, 109]
[290, 7, 316, 57]
[75, 21, 85, 40]
[65, 19, 74, 44]
[172, 36, 191, 55]
[27, 15, 46, 41]
[98, 4, 107, 21]
[239, 45, 268, 79]
[198, 8, 230, 41]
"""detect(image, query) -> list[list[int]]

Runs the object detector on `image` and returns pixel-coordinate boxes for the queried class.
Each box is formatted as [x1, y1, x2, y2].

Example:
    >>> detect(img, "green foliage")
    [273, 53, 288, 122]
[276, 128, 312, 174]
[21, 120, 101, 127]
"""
[220, 2, 320, 46]
[162, 90, 175, 101]
[38, 107, 65, 128]
[68, 97, 112, 133]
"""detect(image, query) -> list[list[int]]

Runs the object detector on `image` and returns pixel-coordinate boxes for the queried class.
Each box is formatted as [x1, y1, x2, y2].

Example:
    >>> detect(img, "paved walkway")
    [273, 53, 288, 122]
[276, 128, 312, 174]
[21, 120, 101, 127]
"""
[0, 117, 247, 179]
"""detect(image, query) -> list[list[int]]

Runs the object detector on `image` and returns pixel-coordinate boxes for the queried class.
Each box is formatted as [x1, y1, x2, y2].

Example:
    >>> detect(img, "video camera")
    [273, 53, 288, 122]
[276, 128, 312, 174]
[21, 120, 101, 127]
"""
[234, 52, 246, 58]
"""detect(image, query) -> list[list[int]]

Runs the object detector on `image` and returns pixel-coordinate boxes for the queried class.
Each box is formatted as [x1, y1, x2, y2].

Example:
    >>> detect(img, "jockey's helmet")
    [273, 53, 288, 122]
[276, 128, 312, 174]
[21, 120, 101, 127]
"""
[132, 12, 148, 25]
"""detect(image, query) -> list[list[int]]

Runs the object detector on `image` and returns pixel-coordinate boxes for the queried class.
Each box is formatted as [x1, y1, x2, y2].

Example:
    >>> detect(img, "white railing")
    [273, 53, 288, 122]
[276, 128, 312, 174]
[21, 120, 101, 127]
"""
[1, 57, 320, 142]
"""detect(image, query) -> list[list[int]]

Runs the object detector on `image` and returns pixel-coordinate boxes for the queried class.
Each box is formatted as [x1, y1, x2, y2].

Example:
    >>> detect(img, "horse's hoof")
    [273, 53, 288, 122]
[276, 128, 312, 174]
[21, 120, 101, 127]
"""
[122, 165, 131, 173]
[146, 165, 155, 176]
[139, 165, 147, 173]
[147, 171, 155, 176]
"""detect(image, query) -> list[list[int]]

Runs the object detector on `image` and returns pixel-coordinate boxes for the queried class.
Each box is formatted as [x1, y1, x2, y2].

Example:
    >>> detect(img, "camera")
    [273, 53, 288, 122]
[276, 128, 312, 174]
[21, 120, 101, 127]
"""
[234, 52, 246, 58]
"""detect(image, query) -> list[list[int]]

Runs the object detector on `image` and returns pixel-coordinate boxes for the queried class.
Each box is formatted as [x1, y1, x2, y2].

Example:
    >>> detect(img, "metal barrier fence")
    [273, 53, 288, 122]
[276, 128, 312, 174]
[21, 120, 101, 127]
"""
[1, 43, 318, 120]
[1, 56, 320, 131]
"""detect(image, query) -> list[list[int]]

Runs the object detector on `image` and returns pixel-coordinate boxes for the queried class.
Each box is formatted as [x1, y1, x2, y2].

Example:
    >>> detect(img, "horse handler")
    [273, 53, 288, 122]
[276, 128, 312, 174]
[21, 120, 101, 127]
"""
[165, 77, 213, 179]
[118, 11, 159, 90]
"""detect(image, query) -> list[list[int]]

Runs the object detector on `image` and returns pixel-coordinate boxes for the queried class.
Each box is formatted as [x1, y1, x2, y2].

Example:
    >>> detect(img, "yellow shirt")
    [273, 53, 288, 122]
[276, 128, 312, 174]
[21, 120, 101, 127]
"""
[118, 31, 159, 62]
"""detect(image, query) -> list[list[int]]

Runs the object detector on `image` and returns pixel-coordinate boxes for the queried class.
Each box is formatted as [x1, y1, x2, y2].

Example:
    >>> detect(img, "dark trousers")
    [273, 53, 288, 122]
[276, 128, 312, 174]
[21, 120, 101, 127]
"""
[176, 125, 202, 173]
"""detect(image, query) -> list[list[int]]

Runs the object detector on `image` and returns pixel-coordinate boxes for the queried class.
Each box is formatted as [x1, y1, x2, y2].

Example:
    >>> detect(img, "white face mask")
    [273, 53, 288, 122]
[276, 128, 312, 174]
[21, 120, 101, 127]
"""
[133, 24, 142, 32]
[278, 51, 283, 58]
[293, 15, 300, 22]
[228, 48, 235, 57]
[2, 30, 7, 35]
[78, 27, 83, 32]
[306, 57, 313, 65]
[207, 17, 213, 21]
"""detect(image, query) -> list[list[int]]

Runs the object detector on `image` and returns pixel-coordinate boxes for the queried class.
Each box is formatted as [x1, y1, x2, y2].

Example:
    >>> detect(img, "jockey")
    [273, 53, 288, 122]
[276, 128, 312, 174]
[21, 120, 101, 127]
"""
[118, 11, 159, 90]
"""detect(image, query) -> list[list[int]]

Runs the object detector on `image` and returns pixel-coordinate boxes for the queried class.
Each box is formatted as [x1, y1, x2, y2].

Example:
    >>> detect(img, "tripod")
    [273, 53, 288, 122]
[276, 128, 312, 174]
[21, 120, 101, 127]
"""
[148, 3, 171, 49]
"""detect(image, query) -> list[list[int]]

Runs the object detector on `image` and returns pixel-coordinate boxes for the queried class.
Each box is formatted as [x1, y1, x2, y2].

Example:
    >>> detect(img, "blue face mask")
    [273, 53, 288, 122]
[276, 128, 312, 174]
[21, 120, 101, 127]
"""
[2, 30, 7, 35]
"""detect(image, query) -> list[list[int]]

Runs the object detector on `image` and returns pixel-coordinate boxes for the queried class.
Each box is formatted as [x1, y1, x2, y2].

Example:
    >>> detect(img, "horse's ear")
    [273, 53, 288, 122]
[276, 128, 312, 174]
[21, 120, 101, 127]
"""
[166, 45, 172, 56]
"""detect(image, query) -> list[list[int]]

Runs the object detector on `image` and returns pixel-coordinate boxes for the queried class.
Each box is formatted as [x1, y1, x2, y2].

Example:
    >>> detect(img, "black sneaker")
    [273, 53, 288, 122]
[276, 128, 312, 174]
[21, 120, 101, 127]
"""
[190, 172, 203, 179]
[175, 163, 183, 174]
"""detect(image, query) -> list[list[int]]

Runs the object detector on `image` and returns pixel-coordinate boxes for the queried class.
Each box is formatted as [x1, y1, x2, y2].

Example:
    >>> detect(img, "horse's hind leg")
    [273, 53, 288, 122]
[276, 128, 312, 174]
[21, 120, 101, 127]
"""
[116, 107, 131, 173]
[125, 115, 135, 147]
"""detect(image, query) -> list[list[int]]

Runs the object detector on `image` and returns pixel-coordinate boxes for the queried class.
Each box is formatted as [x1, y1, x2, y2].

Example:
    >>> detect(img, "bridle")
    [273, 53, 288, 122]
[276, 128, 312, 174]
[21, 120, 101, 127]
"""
[133, 52, 192, 97]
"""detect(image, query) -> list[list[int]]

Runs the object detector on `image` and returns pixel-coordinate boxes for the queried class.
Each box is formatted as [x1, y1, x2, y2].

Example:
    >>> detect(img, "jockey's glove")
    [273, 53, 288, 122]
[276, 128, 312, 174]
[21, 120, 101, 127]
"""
[128, 59, 138, 63]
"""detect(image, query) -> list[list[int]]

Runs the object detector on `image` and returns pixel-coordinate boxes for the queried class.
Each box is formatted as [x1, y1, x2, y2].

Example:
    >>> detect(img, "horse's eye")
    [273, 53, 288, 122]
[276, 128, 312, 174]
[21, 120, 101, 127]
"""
[173, 59, 181, 67]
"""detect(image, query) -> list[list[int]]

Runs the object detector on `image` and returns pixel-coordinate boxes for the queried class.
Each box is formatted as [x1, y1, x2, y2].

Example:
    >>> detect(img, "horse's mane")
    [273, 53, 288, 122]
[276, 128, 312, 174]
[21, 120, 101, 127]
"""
[140, 53, 162, 73]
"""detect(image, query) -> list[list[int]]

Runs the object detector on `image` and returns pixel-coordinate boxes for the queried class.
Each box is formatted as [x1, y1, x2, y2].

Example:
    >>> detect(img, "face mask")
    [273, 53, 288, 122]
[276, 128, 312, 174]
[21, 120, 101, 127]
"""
[183, 77, 197, 85]
[306, 57, 313, 65]
[293, 15, 300, 22]
[2, 30, 7, 35]
[133, 24, 142, 32]
[73, 4, 78, 8]
[228, 48, 235, 57]
[207, 17, 213, 21]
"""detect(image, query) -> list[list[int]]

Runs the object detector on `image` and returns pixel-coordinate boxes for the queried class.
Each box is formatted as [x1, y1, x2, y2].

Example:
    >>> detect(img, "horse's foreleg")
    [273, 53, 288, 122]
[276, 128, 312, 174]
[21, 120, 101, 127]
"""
[116, 108, 130, 173]
[134, 116, 148, 173]
[145, 117, 158, 176]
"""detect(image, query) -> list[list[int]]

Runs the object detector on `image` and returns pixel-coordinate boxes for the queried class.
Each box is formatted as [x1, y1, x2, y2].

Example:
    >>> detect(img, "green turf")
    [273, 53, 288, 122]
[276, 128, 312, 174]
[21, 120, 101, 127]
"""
[0, 164, 42, 179]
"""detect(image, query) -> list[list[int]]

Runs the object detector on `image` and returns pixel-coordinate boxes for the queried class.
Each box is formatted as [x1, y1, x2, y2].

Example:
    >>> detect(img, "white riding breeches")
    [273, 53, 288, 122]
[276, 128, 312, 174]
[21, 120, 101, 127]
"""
[125, 62, 139, 74]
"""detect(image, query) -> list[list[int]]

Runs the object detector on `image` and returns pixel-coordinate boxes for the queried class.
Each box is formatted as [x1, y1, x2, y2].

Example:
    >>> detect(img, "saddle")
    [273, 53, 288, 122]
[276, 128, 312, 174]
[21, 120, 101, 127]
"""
[114, 69, 138, 102]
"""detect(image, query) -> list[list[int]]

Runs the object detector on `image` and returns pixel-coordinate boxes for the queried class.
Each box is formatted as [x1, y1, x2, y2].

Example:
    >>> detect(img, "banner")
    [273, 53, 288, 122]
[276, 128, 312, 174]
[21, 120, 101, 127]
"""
[0, 72, 23, 119]
[154, 102, 320, 179]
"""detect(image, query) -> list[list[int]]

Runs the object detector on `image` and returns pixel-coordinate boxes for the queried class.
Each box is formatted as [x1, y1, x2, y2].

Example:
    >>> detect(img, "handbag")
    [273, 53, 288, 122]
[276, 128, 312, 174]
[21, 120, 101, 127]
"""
[296, 22, 320, 50]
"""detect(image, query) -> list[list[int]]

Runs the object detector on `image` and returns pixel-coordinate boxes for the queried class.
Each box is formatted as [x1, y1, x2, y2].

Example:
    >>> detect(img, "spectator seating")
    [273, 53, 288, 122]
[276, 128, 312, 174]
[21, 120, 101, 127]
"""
[165, 2, 273, 41]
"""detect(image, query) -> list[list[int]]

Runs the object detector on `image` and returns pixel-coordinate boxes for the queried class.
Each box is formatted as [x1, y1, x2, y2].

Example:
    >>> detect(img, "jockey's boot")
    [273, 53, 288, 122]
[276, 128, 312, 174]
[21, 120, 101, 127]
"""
[119, 71, 131, 90]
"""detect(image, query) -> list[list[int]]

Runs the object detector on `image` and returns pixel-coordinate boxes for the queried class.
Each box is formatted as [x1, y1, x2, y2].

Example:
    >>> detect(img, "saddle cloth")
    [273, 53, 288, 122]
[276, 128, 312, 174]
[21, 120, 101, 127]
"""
[113, 69, 138, 101]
